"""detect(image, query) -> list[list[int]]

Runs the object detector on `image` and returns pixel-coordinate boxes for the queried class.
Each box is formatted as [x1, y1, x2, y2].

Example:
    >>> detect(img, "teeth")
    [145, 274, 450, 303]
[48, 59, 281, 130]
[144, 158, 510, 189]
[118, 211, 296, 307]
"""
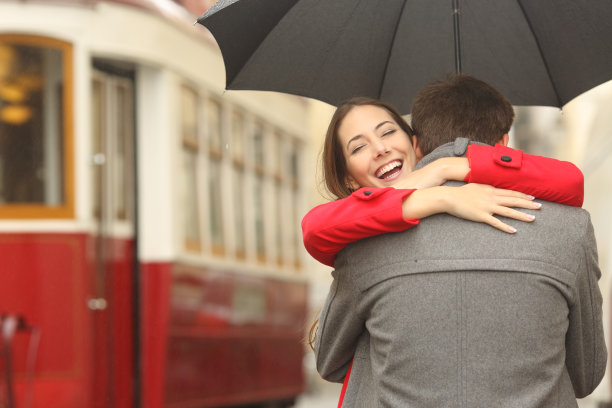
[376, 160, 402, 178]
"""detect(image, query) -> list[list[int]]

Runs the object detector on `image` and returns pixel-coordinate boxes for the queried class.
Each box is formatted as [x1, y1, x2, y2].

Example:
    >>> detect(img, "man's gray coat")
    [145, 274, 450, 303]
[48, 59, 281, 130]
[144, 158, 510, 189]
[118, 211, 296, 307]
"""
[315, 139, 606, 408]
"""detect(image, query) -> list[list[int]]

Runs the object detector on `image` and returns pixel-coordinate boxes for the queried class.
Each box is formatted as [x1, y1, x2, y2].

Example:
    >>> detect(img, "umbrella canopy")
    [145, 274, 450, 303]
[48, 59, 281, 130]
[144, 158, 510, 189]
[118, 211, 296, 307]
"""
[197, 0, 612, 114]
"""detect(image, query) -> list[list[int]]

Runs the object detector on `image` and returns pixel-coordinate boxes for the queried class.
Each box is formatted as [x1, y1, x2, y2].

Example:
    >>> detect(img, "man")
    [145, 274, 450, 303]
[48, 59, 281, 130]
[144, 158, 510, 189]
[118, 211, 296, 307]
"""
[314, 75, 606, 407]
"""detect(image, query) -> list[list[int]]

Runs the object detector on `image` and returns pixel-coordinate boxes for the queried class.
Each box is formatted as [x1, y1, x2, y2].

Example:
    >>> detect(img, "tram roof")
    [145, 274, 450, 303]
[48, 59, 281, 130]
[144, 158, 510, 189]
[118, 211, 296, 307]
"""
[9, 0, 217, 35]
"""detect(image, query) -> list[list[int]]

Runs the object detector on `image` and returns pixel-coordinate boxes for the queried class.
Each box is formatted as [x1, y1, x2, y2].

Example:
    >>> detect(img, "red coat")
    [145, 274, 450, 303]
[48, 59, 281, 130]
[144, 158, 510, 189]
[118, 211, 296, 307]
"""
[302, 144, 584, 267]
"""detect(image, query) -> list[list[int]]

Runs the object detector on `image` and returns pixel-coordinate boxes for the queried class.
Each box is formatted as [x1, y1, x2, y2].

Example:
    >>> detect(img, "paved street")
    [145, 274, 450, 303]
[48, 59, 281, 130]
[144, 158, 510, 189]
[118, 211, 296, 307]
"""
[293, 381, 341, 408]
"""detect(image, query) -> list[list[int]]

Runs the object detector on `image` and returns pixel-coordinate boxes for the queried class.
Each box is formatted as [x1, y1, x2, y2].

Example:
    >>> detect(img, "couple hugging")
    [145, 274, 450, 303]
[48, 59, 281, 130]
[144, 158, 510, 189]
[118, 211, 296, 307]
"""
[302, 75, 606, 407]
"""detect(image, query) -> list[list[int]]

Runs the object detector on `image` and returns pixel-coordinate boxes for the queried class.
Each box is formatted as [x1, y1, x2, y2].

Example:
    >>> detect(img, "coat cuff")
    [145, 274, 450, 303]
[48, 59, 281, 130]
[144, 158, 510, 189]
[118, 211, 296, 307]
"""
[466, 144, 584, 207]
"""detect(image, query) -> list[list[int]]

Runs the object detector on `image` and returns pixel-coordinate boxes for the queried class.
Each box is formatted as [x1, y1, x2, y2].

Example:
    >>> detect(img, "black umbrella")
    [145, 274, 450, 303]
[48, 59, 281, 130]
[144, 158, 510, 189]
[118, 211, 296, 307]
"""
[197, 0, 612, 114]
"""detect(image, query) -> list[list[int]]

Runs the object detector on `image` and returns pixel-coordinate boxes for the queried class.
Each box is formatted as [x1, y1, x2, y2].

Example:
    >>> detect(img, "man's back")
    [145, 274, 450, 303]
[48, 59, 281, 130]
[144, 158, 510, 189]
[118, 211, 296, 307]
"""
[315, 144, 606, 407]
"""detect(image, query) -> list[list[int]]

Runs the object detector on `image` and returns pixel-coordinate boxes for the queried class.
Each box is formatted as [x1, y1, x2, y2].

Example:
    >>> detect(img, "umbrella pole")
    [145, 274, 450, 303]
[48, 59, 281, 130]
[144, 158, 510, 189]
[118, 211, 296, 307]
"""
[452, 0, 462, 73]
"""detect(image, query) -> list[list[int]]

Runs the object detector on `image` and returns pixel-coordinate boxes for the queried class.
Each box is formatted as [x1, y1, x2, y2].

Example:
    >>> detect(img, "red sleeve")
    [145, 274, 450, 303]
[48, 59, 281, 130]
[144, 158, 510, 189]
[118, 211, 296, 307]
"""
[301, 187, 419, 267]
[466, 144, 584, 207]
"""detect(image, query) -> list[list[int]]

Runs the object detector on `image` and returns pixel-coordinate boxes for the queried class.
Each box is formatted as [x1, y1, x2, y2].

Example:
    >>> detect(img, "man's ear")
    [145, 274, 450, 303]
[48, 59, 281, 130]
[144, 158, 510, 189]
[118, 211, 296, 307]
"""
[497, 133, 509, 146]
[412, 135, 424, 160]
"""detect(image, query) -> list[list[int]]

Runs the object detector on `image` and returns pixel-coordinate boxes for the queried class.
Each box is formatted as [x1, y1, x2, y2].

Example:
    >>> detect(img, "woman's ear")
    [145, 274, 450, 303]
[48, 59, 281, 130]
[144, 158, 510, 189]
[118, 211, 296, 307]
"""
[412, 135, 424, 160]
[345, 176, 359, 192]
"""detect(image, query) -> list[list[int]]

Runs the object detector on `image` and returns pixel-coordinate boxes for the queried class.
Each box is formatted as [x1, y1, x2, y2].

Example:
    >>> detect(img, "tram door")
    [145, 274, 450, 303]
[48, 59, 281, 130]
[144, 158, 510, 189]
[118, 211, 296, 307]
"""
[90, 65, 136, 408]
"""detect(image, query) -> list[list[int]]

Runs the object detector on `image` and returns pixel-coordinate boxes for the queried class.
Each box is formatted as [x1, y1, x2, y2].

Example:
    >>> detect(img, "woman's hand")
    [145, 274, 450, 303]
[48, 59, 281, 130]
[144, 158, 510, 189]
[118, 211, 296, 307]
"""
[403, 183, 541, 233]
[393, 157, 470, 190]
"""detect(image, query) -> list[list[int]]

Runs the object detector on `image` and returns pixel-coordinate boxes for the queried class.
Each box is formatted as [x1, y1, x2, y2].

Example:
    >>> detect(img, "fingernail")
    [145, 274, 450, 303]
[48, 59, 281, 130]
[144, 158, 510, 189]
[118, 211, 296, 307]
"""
[527, 195, 535, 200]
[534, 202, 542, 208]
[527, 214, 535, 221]
[508, 226, 517, 233]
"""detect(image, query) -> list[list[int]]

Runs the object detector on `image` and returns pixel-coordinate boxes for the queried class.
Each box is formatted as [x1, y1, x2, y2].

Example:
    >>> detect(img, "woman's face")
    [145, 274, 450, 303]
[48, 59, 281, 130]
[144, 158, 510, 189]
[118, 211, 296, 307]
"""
[338, 105, 418, 190]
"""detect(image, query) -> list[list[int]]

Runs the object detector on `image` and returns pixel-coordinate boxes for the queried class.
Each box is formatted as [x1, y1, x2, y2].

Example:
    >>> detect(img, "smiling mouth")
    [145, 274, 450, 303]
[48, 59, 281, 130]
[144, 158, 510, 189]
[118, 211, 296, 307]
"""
[376, 160, 403, 179]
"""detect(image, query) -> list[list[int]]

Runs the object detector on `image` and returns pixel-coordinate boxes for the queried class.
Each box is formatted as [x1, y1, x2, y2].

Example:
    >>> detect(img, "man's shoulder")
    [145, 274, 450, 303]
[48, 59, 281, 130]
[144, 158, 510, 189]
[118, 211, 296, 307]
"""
[535, 199, 592, 231]
[337, 199, 593, 285]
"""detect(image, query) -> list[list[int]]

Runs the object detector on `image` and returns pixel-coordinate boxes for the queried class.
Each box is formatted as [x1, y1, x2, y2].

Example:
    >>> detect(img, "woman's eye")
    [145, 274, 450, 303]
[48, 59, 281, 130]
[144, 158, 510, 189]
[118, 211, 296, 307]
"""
[382, 129, 396, 137]
[351, 145, 365, 154]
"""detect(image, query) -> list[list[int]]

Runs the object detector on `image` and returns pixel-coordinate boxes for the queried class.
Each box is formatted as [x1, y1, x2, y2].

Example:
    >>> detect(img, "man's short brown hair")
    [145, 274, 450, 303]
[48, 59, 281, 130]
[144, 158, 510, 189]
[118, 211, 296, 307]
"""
[410, 74, 514, 156]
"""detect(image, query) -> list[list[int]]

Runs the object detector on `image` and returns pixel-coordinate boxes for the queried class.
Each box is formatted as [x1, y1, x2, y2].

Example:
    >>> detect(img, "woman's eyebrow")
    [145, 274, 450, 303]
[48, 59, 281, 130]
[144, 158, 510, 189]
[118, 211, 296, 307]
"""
[345, 121, 394, 150]
[346, 134, 364, 150]
[375, 120, 393, 130]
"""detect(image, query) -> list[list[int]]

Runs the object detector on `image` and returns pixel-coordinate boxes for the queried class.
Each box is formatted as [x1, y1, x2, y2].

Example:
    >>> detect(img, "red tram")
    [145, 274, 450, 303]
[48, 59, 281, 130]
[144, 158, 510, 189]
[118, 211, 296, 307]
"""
[0, 0, 311, 407]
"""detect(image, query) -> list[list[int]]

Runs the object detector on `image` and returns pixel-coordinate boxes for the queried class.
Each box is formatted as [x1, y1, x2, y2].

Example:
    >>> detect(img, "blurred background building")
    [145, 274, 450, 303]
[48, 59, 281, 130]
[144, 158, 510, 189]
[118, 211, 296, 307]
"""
[0, 0, 610, 407]
[511, 85, 612, 407]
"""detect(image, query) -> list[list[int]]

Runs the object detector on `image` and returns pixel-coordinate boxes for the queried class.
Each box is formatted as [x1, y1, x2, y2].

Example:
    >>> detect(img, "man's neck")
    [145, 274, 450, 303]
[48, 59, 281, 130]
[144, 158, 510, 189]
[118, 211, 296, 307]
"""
[415, 138, 490, 169]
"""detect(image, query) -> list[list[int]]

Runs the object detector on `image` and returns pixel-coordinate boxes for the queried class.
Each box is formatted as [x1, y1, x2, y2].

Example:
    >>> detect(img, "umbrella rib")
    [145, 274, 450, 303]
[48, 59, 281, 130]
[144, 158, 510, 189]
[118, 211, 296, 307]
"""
[515, 0, 563, 106]
[377, 0, 410, 100]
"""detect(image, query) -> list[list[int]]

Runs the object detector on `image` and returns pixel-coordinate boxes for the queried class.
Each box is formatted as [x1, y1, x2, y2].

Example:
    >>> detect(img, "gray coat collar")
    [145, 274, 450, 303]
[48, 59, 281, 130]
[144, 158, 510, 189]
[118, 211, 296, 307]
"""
[415, 137, 489, 169]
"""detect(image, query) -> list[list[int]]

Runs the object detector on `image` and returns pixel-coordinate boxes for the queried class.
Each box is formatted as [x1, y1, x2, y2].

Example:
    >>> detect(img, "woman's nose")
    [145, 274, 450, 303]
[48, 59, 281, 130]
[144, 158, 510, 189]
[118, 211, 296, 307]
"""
[373, 139, 390, 156]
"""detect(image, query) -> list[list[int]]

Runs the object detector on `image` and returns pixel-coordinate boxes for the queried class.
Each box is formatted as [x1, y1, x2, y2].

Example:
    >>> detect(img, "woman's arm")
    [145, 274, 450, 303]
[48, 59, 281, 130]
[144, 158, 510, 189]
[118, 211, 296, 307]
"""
[466, 143, 583, 206]
[302, 144, 584, 267]
[394, 144, 584, 206]
[301, 184, 538, 267]
[302, 187, 418, 267]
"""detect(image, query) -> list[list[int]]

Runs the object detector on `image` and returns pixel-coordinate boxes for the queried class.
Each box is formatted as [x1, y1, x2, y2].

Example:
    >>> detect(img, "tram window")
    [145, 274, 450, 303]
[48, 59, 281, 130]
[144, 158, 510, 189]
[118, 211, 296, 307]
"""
[181, 85, 198, 146]
[208, 160, 224, 254]
[180, 85, 201, 251]
[206, 97, 224, 255]
[231, 112, 246, 258]
[113, 82, 134, 221]
[288, 142, 302, 268]
[272, 179, 282, 265]
[252, 123, 266, 261]
[231, 112, 245, 163]
[271, 133, 283, 265]
[232, 165, 245, 258]
[91, 78, 104, 220]
[253, 123, 265, 169]
[289, 143, 300, 182]
[271, 132, 282, 177]
[0, 36, 73, 218]
[206, 99, 222, 155]
[183, 151, 201, 251]
[253, 171, 265, 261]
[91, 70, 135, 224]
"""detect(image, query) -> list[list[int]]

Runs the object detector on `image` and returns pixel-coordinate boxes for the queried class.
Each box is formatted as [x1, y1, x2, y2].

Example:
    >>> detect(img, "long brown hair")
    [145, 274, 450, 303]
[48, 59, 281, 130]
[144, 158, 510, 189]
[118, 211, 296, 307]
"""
[307, 316, 319, 351]
[321, 97, 415, 199]
[309, 98, 414, 350]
